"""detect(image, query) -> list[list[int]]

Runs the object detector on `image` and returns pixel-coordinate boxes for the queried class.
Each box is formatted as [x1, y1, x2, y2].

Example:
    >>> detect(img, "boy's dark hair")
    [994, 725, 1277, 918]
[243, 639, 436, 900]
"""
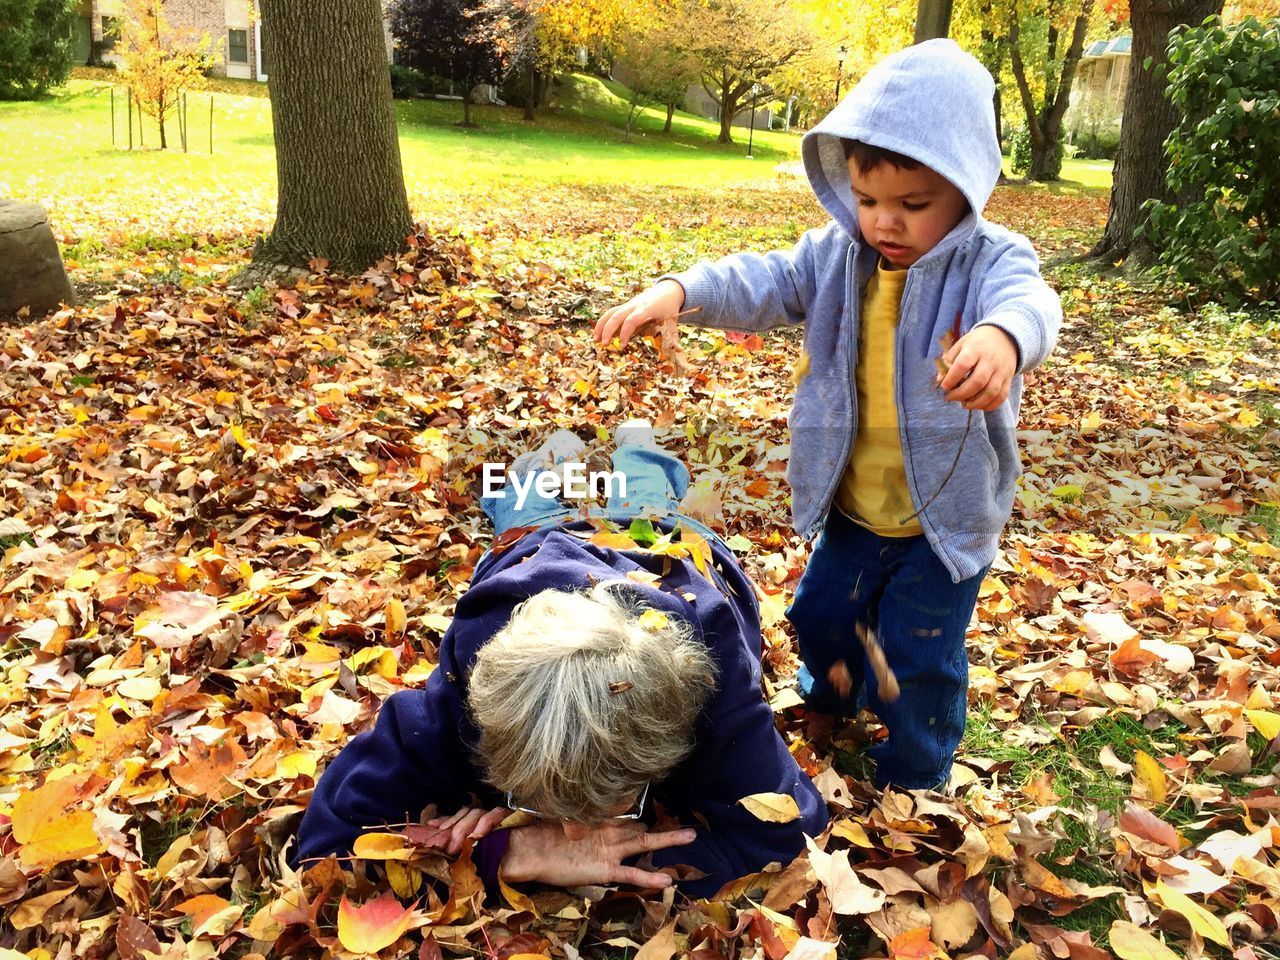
[841, 139, 921, 174]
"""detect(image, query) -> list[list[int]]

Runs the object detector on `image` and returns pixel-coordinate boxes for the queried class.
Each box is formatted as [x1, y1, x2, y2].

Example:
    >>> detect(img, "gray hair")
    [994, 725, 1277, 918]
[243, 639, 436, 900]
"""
[467, 581, 717, 823]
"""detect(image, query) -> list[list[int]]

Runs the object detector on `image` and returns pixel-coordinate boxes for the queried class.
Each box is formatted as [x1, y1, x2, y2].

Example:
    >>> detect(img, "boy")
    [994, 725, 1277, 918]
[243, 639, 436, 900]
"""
[593, 39, 1061, 791]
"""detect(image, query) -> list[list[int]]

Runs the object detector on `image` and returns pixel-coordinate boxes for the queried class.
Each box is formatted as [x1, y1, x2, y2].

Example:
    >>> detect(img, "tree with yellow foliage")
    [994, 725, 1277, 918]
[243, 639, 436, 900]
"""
[117, 0, 213, 150]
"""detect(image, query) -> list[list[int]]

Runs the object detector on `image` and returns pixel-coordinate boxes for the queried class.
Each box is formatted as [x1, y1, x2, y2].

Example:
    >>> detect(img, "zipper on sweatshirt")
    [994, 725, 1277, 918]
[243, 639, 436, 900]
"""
[893, 267, 964, 582]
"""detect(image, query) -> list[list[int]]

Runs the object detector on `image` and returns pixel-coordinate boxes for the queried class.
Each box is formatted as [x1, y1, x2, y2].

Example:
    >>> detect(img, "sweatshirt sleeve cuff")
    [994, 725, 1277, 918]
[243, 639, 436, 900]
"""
[977, 305, 1044, 374]
[658, 267, 720, 323]
[473, 829, 512, 893]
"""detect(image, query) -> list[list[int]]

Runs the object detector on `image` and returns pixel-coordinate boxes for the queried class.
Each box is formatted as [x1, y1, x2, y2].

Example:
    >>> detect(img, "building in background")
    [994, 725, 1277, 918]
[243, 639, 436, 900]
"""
[1073, 35, 1132, 110]
[69, 0, 393, 83]
[1066, 35, 1131, 158]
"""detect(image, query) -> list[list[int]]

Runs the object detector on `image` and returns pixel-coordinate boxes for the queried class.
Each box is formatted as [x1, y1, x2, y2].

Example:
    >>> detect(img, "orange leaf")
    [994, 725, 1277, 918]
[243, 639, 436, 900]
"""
[888, 926, 946, 960]
[1110, 635, 1158, 677]
[169, 737, 247, 801]
[336, 891, 416, 955]
[11, 777, 104, 870]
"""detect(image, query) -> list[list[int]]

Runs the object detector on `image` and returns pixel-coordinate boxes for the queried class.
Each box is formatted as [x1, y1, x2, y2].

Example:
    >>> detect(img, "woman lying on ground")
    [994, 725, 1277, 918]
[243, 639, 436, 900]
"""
[292, 422, 827, 897]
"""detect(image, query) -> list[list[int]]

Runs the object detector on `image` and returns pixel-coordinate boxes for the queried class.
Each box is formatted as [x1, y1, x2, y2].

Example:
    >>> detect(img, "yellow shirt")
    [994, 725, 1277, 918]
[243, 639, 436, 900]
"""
[835, 260, 923, 536]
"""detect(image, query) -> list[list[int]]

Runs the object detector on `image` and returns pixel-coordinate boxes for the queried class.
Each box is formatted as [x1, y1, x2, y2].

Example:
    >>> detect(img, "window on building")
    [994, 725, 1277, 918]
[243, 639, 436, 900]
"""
[101, 16, 121, 51]
[228, 29, 248, 64]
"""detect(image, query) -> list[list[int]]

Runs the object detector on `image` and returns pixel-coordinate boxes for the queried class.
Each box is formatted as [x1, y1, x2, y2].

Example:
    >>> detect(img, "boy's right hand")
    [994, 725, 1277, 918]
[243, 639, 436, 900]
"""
[594, 279, 686, 348]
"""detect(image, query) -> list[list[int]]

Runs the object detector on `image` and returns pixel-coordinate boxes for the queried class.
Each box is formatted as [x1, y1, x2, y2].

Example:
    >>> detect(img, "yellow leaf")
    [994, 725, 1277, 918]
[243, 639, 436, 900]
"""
[1133, 750, 1168, 803]
[229, 421, 253, 451]
[831, 819, 874, 847]
[385, 598, 406, 639]
[499, 876, 539, 916]
[637, 609, 669, 631]
[346, 645, 397, 678]
[386, 860, 422, 900]
[1233, 408, 1261, 428]
[12, 778, 104, 869]
[1108, 921, 1183, 960]
[1245, 709, 1280, 740]
[275, 751, 317, 780]
[1154, 880, 1231, 947]
[336, 892, 416, 955]
[353, 832, 416, 861]
[738, 792, 800, 823]
[791, 349, 811, 386]
[1051, 483, 1085, 501]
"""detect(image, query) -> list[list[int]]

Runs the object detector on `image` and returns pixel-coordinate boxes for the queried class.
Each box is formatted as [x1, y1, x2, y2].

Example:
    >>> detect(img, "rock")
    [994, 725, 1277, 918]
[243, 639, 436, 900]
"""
[0, 200, 76, 316]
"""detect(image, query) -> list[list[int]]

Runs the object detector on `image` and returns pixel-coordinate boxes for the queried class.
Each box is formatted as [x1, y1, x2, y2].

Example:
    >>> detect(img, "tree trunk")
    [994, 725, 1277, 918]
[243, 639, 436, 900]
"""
[1009, 0, 1093, 182]
[914, 0, 955, 41]
[716, 68, 734, 144]
[1027, 132, 1058, 179]
[252, 0, 411, 274]
[523, 64, 536, 121]
[978, 6, 1003, 144]
[664, 101, 674, 133]
[1089, 0, 1224, 263]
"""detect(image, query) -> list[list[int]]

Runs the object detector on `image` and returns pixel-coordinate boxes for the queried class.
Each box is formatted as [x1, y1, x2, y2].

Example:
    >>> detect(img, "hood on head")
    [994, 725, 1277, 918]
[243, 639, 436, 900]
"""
[801, 39, 1002, 242]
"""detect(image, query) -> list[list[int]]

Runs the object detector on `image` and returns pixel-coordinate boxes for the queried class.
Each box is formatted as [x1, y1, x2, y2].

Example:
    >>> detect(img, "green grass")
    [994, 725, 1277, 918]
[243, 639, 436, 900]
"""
[1001, 154, 1114, 196]
[0, 71, 801, 223]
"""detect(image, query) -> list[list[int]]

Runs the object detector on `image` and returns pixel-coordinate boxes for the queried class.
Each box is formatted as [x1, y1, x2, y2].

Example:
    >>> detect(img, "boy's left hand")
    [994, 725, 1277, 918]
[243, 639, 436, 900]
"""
[937, 326, 1018, 412]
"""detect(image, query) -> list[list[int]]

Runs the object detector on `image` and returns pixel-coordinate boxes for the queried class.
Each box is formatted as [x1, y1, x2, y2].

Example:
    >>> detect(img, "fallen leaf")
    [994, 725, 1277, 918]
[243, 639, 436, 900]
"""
[353, 832, 417, 860]
[635, 919, 678, 960]
[738, 792, 800, 823]
[1153, 880, 1231, 947]
[1133, 750, 1169, 803]
[11, 777, 104, 869]
[337, 891, 417, 955]
[805, 838, 886, 915]
[1108, 921, 1182, 960]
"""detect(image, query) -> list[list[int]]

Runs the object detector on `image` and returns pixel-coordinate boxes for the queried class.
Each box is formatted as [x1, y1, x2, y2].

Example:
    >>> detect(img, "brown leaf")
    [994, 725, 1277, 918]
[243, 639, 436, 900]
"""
[1118, 802, 1181, 853]
[635, 919, 678, 960]
[116, 914, 163, 960]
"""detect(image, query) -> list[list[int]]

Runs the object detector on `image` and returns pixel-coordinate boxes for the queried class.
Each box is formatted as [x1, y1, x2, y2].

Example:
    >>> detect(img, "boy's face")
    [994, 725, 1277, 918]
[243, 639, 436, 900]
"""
[847, 159, 970, 269]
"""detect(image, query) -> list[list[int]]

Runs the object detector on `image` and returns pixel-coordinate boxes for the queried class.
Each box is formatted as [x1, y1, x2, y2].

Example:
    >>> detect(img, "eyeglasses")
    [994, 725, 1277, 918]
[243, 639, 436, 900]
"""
[505, 782, 650, 822]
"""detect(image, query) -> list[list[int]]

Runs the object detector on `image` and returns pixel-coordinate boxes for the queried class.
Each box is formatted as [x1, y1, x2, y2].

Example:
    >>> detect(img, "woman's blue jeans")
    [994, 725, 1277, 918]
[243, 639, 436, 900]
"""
[787, 508, 988, 790]
[481, 443, 721, 546]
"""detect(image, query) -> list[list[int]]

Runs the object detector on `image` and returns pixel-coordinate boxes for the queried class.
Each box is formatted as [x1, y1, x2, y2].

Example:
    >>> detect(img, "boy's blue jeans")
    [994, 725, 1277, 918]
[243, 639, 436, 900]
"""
[788, 508, 988, 790]
[481, 443, 721, 545]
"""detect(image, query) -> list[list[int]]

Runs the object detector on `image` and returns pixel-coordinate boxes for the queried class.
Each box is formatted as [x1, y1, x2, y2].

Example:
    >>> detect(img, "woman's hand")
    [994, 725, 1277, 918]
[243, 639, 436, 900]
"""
[937, 325, 1019, 412]
[594, 279, 686, 348]
[500, 821, 697, 888]
[419, 806, 511, 855]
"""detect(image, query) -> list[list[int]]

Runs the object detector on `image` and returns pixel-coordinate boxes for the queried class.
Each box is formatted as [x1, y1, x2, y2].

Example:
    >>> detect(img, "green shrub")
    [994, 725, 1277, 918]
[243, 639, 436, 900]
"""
[0, 0, 77, 99]
[1009, 126, 1032, 175]
[1075, 126, 1120, 160]
[1143, 16, 1280, 304]
[389, 64, 428, 99]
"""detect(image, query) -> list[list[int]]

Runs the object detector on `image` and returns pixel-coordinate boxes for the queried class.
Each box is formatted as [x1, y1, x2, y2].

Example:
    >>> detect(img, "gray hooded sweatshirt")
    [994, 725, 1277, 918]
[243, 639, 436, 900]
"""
[666, 39, 1062, 583]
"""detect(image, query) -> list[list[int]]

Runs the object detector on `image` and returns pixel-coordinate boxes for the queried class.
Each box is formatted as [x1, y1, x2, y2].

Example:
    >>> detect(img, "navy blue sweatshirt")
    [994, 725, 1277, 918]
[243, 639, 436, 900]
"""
[293, 523, 827, 898]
